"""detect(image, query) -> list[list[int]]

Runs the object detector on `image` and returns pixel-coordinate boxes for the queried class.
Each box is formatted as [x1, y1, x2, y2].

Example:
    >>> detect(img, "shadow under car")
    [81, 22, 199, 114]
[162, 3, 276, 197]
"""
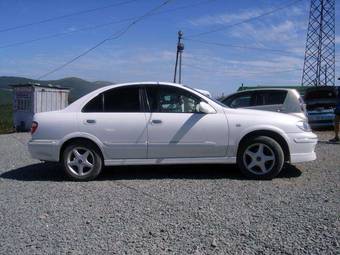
[0, 162, 302, 182]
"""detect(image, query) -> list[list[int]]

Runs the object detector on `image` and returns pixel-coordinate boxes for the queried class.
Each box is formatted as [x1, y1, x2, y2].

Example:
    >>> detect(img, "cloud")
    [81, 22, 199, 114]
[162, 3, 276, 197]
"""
[187, 4, 309, 59]
[182, 48, 304, 82]
[189, 4, 307, 27]
[66, 26, 77, 32]
[189, 9, 263, 26]
[228, 20, 303, 43]
[336, 35, 340, 44]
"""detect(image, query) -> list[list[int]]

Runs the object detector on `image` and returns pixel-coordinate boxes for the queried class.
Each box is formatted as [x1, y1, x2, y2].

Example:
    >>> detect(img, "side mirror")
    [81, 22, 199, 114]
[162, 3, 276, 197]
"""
[198, 102, 216, 114]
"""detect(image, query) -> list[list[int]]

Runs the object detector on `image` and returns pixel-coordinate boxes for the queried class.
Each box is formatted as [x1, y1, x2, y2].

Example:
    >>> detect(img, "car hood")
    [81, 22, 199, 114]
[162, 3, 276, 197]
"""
[223, 107, 305, 133]
[225, 107, 299, 119]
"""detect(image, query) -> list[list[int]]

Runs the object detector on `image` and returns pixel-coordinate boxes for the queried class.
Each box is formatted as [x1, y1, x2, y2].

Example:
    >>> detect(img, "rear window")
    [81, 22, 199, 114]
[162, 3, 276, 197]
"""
[306, 104, 335, 111]
[304, 89, 337, 100]
[256, 91, 287, 105]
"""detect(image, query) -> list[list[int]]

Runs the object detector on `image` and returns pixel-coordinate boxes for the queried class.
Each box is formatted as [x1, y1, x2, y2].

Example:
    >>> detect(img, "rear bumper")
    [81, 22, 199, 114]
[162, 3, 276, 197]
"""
[309, 121, 334, 128]
[308, 112, 334, 128]
[28, 139, 60, 162]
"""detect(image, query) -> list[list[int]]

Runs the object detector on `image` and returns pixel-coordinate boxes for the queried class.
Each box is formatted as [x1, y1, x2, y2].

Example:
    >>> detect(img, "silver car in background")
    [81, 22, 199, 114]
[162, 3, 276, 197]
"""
[220, 88, 307, 120]
[304, 86, 340, 129]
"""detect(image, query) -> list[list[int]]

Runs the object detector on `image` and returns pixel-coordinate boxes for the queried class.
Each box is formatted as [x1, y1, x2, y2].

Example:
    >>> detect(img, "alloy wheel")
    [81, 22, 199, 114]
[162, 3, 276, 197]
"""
[242, 143, 276, 175]
[66, 147, 95, 176]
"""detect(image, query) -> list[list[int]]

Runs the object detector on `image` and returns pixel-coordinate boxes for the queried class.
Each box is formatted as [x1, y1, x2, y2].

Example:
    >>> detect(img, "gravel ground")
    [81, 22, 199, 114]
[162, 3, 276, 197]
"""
[0, 132, 339, 254]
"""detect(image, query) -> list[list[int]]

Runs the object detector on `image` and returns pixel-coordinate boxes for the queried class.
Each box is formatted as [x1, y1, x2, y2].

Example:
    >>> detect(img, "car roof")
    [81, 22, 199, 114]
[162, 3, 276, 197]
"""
[237, 88, 295, 92]
[64, 81, 216, 112]
[89, 81, 189, 91]
[221, 88, 297, 100]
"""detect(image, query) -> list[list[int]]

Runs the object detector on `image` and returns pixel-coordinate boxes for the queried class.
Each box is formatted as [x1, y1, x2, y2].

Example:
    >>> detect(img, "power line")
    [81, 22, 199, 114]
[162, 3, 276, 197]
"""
[0, 18, 132, 50]
[185, 38, 300, 56]
[0, 0, 138, 33]
[37, 0, 173, 79]
[0, 0, 215, 50]
[252, 68, 302, 75]
[185, 0, 303, 38]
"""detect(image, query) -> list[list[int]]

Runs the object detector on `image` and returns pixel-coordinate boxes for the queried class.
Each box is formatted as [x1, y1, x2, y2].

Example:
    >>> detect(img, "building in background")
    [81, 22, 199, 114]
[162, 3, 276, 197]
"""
[10, 83, 70, 131]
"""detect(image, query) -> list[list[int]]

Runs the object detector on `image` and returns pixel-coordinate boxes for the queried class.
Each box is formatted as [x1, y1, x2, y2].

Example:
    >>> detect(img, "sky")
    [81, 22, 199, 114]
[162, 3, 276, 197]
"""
[0, 0, 339, 96]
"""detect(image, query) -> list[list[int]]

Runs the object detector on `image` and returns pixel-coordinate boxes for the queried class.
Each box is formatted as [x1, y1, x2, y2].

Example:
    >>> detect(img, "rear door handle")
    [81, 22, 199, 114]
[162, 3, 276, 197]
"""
[86, 119, 96, 124]
[151, 119, 162, 124]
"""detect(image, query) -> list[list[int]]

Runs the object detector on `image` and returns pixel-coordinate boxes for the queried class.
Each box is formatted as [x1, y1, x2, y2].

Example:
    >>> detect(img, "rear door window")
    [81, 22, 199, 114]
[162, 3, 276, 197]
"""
[82, 94, 103, 112]
[82, 86, 141, 112]
[103, 86, 141, 112]
[255, 91, 287, 105]
[223, 92, 254, 108]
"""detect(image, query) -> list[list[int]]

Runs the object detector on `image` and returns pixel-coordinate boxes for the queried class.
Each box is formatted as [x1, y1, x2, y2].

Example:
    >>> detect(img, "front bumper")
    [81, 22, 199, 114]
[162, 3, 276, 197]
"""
[288, 132, 318, 163]
[28, 139, 60, 162]
[290, 152, 316, 163]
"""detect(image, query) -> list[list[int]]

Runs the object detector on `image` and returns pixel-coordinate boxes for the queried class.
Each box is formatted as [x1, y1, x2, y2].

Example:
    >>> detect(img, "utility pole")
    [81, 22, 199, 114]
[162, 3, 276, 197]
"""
[173, 30, 184, 83]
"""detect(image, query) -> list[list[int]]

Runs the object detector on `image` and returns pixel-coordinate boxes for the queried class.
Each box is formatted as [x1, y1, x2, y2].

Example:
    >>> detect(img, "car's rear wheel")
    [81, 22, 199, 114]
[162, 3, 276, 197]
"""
[237, 136, 284, 179]
[62, 141, 102, 181]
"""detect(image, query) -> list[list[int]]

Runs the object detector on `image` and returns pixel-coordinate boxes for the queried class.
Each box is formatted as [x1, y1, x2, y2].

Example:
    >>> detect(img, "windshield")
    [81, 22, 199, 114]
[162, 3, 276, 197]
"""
[209, 96, 228, 107]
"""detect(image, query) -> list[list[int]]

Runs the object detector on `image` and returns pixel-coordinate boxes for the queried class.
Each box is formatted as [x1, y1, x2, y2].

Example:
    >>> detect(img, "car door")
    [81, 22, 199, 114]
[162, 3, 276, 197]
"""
[79, 85, 148, 159]
[145, 85, 228, 158]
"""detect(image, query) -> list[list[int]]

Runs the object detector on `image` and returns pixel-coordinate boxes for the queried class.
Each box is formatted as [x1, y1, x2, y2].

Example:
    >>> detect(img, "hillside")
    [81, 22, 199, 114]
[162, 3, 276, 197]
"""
[0, 76, 114, 103]
[0, 89, 12, 105]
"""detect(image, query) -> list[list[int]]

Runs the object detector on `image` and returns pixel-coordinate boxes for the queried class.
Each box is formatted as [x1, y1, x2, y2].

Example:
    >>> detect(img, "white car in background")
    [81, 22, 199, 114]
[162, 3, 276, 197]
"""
[28, 82, 317, 181]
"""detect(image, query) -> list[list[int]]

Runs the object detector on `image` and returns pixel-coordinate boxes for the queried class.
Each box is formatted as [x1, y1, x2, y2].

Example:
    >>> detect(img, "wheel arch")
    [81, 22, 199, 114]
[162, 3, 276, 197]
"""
[59, 137, 105, 162]
[237, 130, 290, 162]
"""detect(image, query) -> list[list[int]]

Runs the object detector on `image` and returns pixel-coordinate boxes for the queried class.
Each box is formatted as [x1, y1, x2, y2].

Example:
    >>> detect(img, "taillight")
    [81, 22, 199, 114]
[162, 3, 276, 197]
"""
[299, 97, 307, 113]
[31, 121, 38, 134]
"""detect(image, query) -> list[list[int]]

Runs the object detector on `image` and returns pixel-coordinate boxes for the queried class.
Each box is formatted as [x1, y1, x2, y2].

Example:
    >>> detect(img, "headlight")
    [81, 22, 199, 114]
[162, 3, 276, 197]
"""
[296, 121, 311, 132]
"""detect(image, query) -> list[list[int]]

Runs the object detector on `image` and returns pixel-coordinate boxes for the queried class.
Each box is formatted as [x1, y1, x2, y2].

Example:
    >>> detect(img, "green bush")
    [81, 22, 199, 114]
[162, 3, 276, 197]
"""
[0, 104, 14, 134]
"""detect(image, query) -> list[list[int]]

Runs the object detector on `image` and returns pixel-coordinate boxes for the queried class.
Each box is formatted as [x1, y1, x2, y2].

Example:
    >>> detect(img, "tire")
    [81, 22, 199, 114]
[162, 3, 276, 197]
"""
[62, 141, 103, 181]
[237, 136, 284, 180]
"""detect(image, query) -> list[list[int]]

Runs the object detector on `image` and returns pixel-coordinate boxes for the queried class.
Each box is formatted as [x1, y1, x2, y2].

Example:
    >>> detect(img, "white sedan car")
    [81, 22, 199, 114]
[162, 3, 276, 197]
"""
[28, 82, 317, 181]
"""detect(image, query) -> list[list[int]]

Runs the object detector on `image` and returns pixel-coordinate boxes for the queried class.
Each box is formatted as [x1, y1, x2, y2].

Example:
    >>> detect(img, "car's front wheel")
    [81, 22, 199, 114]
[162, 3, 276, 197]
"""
[237, 136, 284, 179]
[62, 141, 103, 181]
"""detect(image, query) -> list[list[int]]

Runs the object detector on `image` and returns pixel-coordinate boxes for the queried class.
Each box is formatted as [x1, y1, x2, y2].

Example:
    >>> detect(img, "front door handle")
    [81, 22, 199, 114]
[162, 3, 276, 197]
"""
[86, 119, 96, 124]
[151, 119, 162, 124]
